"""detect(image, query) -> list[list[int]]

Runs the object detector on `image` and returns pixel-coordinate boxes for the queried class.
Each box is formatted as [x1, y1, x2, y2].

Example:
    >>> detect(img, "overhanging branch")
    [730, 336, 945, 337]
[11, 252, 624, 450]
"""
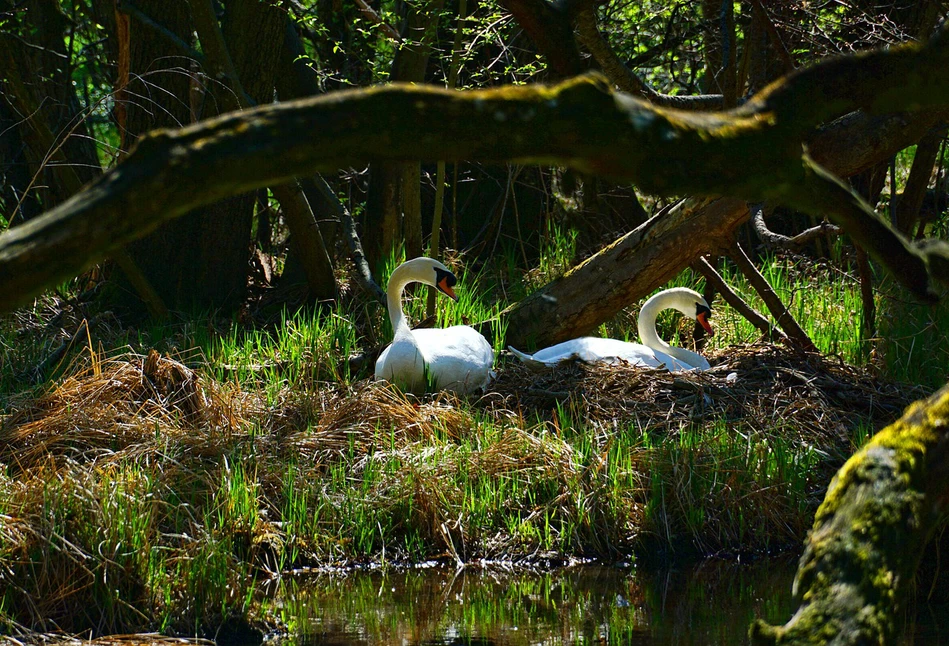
[1, 26, 949, 312]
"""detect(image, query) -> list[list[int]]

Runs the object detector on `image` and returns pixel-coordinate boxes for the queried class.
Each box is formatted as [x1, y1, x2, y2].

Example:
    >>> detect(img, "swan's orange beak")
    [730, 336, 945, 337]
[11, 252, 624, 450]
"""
[437, 276, 458, 301]
[697, 311, 714, 336]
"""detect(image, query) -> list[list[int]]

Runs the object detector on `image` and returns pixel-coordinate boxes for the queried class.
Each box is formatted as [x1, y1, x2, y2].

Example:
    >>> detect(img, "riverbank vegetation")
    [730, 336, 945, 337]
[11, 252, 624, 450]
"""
[2, 0, 949, 642]
[1, 243, 943, 636]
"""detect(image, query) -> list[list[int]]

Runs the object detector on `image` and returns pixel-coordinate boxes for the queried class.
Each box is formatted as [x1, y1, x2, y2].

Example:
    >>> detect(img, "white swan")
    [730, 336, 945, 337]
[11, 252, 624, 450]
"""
[508, 287, 714, 372]
[375, 257, 494, 394]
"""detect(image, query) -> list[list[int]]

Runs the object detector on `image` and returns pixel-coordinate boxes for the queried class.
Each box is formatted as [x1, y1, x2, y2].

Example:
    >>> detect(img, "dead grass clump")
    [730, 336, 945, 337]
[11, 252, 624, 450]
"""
[0, 350, 254, 473]
[287, 381, 474, 463]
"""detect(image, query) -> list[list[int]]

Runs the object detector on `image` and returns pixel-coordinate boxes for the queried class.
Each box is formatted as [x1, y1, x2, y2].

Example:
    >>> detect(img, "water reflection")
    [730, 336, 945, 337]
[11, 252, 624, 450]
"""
[279, 557, 799, 645]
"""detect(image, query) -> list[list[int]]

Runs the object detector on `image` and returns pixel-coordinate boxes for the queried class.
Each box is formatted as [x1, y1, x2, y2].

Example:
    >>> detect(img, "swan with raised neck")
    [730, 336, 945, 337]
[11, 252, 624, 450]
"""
[376, 257, 494, 394]
[637, 287, 713, 370]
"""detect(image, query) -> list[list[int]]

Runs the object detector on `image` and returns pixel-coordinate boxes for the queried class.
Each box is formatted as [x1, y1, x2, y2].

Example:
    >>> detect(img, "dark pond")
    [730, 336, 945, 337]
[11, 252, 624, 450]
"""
[269, 555, 949, 645]
[273, 557, 795, 644]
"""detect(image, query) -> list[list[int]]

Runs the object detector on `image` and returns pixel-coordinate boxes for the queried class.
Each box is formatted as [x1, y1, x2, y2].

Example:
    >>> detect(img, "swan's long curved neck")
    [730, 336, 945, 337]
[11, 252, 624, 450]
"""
[386, 266, 413, 338]
[637, 293, 704, 367]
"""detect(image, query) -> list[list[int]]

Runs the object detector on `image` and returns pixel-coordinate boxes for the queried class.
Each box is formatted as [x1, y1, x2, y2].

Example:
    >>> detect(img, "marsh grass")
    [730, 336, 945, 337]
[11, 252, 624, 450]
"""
[0, 237, 940, 636]
[874, 277, 949, 389]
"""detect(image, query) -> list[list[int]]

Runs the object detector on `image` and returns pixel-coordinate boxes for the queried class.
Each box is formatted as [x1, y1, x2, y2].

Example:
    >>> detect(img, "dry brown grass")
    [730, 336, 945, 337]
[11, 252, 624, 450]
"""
[0, 341, 928, 637]
[0, 350, 255, 474]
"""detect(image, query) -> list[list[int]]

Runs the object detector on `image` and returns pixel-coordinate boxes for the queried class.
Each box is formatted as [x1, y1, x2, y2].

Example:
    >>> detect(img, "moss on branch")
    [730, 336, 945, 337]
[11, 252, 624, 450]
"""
[1, 25, 949, 312]
[750, 385, 949, 645]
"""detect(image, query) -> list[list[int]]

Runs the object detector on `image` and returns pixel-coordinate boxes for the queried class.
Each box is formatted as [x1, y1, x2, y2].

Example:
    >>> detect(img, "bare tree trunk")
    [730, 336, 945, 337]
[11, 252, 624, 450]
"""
[402, 164, 423, 259]
[120, 0, 226, 313]
[270, 182, 337, 301]
[702, 0, 725, 94]
[364, 0, 444, 269]
[364, 164, 403, 271]
[895, 125, 947, 234]
[849, 161, 890, 355]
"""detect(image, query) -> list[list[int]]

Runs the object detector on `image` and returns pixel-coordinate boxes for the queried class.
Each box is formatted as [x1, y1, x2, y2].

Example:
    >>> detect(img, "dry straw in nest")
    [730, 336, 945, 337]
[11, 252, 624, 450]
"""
[490, 342, 924, 448]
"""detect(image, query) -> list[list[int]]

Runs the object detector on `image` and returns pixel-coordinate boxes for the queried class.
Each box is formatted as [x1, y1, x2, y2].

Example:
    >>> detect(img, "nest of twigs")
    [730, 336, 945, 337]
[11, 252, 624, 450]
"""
[490, 342, 925, 449]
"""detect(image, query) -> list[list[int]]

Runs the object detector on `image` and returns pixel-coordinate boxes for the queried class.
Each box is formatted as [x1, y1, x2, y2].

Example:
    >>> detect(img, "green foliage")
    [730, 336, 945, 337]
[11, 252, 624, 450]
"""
[2, 0, 948, 638]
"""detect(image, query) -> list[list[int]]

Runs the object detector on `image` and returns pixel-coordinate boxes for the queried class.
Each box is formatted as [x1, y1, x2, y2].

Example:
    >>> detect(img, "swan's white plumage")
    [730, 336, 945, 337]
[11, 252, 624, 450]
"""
[375, 257, 494, 394]
[508, 287, 713, 372]
[507, 337, 699, 371]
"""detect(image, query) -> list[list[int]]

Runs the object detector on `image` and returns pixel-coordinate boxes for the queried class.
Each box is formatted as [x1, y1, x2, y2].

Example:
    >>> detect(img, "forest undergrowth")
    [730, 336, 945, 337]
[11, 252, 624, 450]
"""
[0, 240, 946, 636]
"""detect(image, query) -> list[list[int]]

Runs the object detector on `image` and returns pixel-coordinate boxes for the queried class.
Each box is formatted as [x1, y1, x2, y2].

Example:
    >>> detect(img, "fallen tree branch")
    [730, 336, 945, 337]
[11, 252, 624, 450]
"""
[489, 197, 749, 348]
[727, 241, 818, 353]
[692, 256, 785, 342]
[2, 27, 949, 312]
[495, 106, 949, 347]
[751, 202, 841, 250]
[750, 383, 949, 644]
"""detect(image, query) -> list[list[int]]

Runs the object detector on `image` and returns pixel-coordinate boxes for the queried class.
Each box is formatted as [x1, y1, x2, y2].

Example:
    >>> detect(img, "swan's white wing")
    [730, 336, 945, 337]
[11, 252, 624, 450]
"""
[527, 338, 603, 364]
[686, 355, 711, 371]
[507, 335, 709, 372]
[522, 337, 664, 368]
[413, 326, 494, 394]
[375, 335, 427, 393]
[574, 338, 664, 368]
[648, 349, 695, 371]
[507, 346, 548, 371]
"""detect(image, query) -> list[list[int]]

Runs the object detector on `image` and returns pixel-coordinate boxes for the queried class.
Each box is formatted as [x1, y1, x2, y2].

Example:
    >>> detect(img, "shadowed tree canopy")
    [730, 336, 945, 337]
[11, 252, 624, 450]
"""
[2, 25, 949, 319]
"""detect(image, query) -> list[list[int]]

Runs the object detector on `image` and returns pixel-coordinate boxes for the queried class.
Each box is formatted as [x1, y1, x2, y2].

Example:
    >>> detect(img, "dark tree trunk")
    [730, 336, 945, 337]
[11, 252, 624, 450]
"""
[120, 0, 220, 313]
[895, 125, 947, 234]
[0, 92, 43, 221]
[0, 0, 100, 215]
[121, 0, 284, 314]
[701, 0, 725, 94]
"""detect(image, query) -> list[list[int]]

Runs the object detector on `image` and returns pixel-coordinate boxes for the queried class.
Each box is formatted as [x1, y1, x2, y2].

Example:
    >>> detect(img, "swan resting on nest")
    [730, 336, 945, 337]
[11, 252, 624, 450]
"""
[375, 257, 494, 394]
[508, 287, 714, 372]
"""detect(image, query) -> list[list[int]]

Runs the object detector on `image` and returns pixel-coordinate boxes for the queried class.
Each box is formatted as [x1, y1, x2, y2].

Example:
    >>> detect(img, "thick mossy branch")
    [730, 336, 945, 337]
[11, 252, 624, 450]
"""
[740, 25, 949, 125]
[750, 385, 949, 645]
[1, 26, 948, 312]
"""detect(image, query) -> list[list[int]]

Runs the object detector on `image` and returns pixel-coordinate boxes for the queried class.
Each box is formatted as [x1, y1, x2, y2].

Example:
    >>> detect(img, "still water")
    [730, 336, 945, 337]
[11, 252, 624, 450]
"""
[269, 556, 949, 645]
[275, 557, 798, 645]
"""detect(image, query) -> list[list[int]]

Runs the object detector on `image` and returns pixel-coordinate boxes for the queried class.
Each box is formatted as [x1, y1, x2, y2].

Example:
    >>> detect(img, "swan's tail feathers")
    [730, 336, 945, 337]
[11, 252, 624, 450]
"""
[507, 346, 546, 372]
